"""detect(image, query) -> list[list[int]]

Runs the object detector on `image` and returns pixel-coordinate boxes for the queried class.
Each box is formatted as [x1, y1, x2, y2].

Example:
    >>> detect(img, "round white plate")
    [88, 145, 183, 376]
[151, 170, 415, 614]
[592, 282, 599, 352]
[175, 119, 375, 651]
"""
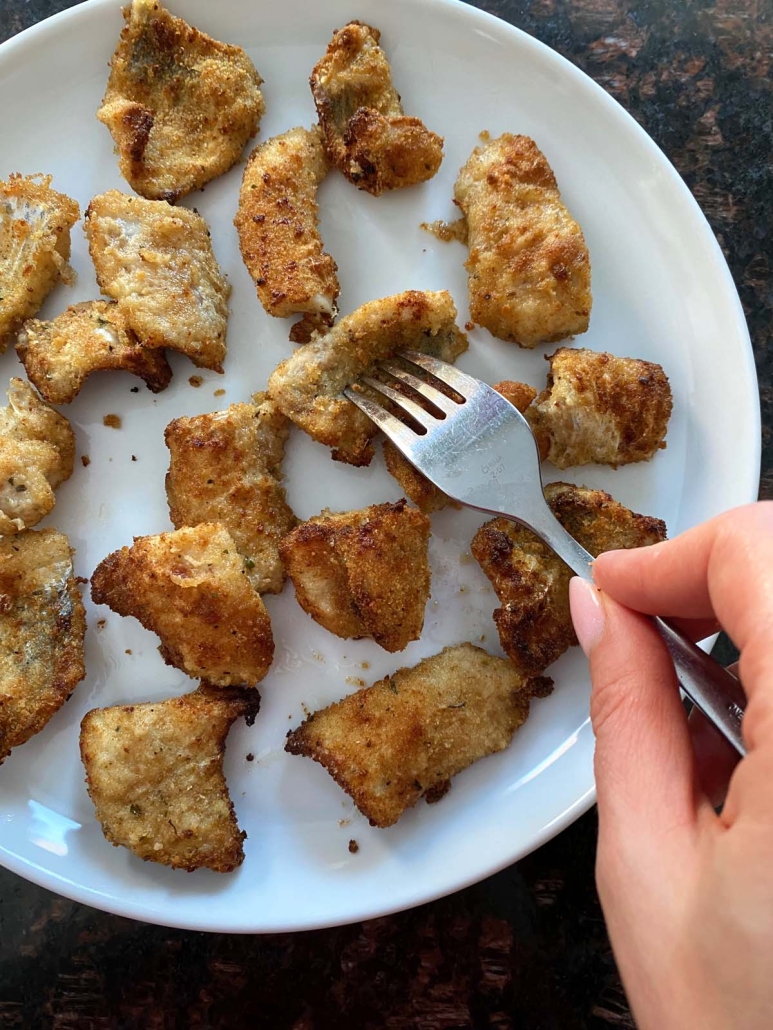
[0, 0, 759, 933]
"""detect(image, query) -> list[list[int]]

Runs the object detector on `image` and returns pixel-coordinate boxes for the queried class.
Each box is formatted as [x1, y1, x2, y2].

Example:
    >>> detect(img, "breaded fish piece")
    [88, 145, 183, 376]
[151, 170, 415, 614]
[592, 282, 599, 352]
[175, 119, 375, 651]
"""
[0, 529, 86, 764]
[310, 21, 443, 195]
[80, 685, 259, 872]
[280, 499, 430, 652]
[85, 190, 230, 372]
[234, 126, 339, 343]
[0, 174, 79, 352]
[455, 134, 591, 347]
[91, 523, 274, 686]
[526, 348, 673, 468]
[17, 300, 172, 404]
[0, 378, 75, 535]
[384, 379, 537, 514]
[268, 291, 467, 466]
[471, 483, 667, 676]
[97, 0, 265, 203]
[286, 643, 552, 827]
[165, 395, 296, 594]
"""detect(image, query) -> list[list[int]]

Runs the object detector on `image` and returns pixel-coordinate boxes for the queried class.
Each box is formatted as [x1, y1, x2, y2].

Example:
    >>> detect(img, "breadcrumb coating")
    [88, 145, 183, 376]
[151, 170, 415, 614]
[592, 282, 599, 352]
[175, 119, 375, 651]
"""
[286, 643, 552, 827]
[471, 483, 666, 676]
[280, 499, 430, 652]
[455, 134, 591, 347]
[85, 190, 230, 372]
[310, 21, 443, 195]
[0, 174, 79, 352]
[268, 290, 467, 466]
[165, 395, 296, 594]
[81, 685, 259, 872]
[0, 529, 86, 764]
[17, 300, 172, 403]
[91, 523, 274, 687]
[235, 126, 339, 342]
[97, 0, 264, 203]
[527, 348, 672, 468]
[0, 378, 75, 535]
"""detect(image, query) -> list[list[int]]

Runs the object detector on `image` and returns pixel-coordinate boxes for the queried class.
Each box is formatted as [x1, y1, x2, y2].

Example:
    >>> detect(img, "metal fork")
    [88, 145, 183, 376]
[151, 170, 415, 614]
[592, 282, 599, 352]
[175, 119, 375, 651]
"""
[344, 350, 747, 756]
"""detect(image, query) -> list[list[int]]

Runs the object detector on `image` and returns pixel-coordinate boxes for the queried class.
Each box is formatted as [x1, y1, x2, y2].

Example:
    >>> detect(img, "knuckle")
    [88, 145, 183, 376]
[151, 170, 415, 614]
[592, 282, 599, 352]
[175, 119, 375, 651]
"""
[590, 664, 640, 739]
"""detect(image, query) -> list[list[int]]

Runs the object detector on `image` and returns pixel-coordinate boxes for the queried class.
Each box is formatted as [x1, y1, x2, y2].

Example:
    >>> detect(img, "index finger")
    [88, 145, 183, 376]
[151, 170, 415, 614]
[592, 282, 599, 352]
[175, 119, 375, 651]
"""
[593, 503, 773, 714]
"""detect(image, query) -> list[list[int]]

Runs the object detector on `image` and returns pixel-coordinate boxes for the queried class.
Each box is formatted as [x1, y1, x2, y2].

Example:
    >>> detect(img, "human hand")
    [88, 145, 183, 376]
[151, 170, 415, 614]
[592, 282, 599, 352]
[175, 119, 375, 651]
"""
[569, 502, 773, 1030]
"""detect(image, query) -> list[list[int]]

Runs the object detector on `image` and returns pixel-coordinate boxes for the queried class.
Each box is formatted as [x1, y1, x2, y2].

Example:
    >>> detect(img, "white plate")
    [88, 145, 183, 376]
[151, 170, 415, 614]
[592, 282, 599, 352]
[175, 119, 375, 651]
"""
[0, 0, 759, 933]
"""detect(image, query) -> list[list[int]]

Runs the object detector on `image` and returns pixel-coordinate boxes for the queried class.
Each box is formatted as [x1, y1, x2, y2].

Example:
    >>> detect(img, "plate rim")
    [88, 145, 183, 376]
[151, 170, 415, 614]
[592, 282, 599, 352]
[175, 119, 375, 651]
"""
[0, 0, 760, 933]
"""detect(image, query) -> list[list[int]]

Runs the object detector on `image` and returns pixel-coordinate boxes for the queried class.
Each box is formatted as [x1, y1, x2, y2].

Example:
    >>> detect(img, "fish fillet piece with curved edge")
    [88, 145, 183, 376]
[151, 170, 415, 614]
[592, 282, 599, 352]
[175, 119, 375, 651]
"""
[97, 0, 265, 203]
[280, 499, 430, 652]
[235, 126, 339, 344]
[268, 290, 467, 466]
[0, 174, 79, 352]
[471, 483, 667, 677]
[311, 21, 443, 195]
[286, 643, 552, 828]
[17, 300, 172, 403]
[0, 378, 75, 536]
[80, 685, 260, 872]
[85, 190, 230, 372]
[165, 395, 297, 594]
[91, 523, 274, 687]
[455, 134, 591, 347]
[0, 529, 86, 764]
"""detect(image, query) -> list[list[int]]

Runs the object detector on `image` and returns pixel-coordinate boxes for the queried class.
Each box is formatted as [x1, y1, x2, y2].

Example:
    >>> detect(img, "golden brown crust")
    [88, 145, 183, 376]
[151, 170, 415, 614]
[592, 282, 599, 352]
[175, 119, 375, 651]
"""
[91, 523, 274, 686]
[383, 380, 536, 514]
[97, 0, 265, 202]
[454, 134, 591, 347]
[0, 529, 86, 763]
[234, 126, 339, 339]
[471, 483, 667, 676]
[17, 301, 172, 404]
[526, 348, 673, 468]
[268, 290, 467, 466]
[310, 21, 443, 195]
[0, 378, 75, 535]
[80, 685, 259, 872]
[165, 396, 297, 594]
[285, 643, 552, 827]
[85, 190, 230, 372]
[0, 174, 79, 352]
[280, 499, 430, 652]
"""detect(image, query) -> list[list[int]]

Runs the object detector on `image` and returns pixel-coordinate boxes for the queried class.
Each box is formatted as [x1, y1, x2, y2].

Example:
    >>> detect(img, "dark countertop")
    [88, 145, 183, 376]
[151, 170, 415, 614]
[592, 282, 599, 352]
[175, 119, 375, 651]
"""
[1, 1, 770, 1027]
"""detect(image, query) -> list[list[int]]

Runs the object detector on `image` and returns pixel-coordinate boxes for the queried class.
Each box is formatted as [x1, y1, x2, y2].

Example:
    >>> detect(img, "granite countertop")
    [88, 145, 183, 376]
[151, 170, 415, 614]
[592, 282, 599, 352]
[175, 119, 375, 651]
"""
[0, 1, 770, 1027]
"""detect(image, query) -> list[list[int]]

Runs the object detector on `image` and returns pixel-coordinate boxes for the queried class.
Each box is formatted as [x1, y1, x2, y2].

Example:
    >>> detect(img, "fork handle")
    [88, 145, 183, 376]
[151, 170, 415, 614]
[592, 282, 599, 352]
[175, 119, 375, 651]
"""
[529, 512, 747, 757]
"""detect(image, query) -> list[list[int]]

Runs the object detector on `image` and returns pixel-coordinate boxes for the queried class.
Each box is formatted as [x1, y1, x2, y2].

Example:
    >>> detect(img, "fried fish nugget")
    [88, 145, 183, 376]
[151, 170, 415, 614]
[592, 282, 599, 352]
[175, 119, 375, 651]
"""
[165, 396, 297, 594]
[17, 301, 172, 404]
[0, 378, 75, 535]
[310, 21, 443, 195]
[286, 643, 552, 827]
[91, 523, 273, 686]
[526, 348, 673, 468]
[0, 174, 79, 352]
[455, 134, 591, 347]
[97, 0, 265, 203]
[85, 190, 230, 372]
[0, 529, 86, 764]
[471, 483, 666, 676]
[234, 126, 339, 342]
[268, 291, 467, 466]
[280, 499, 430, 652]
[80, 685, 259, 872]
[383, 379, 537, 514]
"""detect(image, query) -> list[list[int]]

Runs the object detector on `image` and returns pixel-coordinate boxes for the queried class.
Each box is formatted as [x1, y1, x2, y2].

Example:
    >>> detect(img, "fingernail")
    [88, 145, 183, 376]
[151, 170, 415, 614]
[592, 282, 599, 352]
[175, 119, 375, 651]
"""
[569, 577, 606, 656]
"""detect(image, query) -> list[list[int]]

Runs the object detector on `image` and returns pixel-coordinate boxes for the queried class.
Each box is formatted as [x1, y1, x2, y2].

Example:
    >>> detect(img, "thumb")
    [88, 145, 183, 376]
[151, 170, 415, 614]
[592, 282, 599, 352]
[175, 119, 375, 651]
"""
[569, 578, 706, 849]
